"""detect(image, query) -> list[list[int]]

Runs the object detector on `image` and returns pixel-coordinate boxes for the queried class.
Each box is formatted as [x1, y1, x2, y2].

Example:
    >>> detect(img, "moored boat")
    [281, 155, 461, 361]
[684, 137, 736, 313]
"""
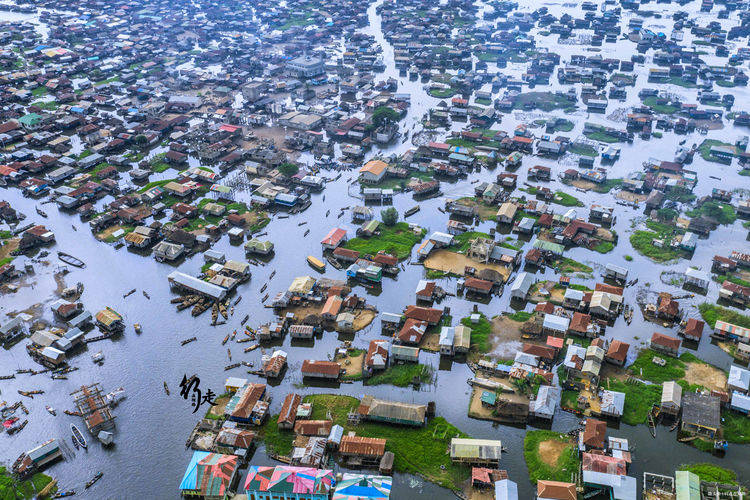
[85, 472, 102, 489]
[71, 424, 87, 449]
[307, 255, 326, 272]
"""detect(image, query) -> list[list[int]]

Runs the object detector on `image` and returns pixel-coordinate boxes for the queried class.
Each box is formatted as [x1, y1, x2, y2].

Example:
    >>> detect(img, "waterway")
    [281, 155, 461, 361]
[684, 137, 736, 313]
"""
[1, 0, 750, 498]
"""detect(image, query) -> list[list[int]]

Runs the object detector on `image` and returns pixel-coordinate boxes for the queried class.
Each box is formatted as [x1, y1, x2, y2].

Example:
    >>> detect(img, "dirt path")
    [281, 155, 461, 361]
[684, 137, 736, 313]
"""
[338, 351, 364, 377]
[538, 439, 570, 467]
[350, 309, 376, 332]
[489, 316, 524, 357]
[684, 362, 727, 392]
[424, 250, 511, 281]
[0, 238, 19, 262]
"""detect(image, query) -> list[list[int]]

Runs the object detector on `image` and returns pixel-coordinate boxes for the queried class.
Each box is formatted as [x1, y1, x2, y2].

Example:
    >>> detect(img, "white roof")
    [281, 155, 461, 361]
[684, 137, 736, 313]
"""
[731, 391, 750, 411]
[729, 365, 750, 390]
[685, 267, 709, 283]
[661, 380, 682, 405]
[494, 479, 519, 500]
[582, 471, 637, 500]
[543, 313, 570, 332]
[439, 326, 455, 346]
[564, 288, 584, 301]
[510, 272, 534, 294]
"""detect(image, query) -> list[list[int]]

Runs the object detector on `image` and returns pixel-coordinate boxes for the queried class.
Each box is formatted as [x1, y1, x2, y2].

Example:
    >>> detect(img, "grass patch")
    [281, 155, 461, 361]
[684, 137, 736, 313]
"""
[523, 430, 580, 483]
[554, 257, 593, 275]
[629, 231, 682, 262]
[643, 96, 680, 114]
[0, 466, 55, 500]
[552, 191, 584, 207]
[593, 241, 615, 253]
[698, 303, 750, 329]
[506, 311, 532, 322]
[604, 378, 661, 425]
[714, 274, 750, 288]
[699, 139, 735, 163]
[584, 123, 624, 143]
[460, 314, 492, 352]
[686, 201, 736, 225]
[365, 364, 433, 387]
[569, 143, 599, 157]
[721, 410, 750, 444]
[512, 91, 575, 112]
[262, 415, 296, 456]
[593, 178, 624, 193]
[301, 395, 470, 491]
[447, 231, 492, 253]
[678, 463, 738, 484]
[343, 222, 425, 260]
[627, 349, 704, 383]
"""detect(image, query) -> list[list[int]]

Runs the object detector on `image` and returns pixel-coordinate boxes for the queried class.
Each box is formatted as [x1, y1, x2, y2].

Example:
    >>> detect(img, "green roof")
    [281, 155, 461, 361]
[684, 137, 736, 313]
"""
[19, 113, 42, 126]
[676, 470, 700, 500]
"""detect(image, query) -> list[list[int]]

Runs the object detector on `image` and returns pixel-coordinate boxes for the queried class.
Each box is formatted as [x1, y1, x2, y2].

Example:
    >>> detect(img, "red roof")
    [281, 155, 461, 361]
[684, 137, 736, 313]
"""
[683, 318, 704, 339]
[301, 360, 340, 377]
[403, 305, 442, 324]
[651, 332, 681, 350]
[321, 227, 347, 247]
[605, 340, 630, 363]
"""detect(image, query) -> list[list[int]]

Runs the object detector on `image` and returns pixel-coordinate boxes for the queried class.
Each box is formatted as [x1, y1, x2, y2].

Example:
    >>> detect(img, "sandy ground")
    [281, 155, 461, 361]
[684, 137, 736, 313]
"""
[242, 126, 291, 150]
[571, 179, 598, 191]
[595, 227, 615, 241]
[530, 281, 565, 304]
[338, 351, 364, 377]
[468, 387, 495, 419]
[457, 198, 496, 221]
[281, 304, 323, 321]
[206, 395, 231, 418]
[421, 330, 441, 352]
[0, 238, 19, 262]
[684, 362, 727, 392]
[95, 224, 124, 241]
[489, 316, 525, 358]
[616, 191, 647, 203]
[538, 439, 570, 467]
[349, 309, 376, 332]
[424, 250, 511, 281]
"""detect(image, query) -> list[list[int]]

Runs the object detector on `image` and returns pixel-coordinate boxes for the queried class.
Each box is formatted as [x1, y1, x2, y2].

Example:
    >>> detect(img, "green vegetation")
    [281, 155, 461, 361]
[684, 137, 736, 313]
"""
[371, 106, 401, 127]
[593, 178, 624, 193]
[523, 430, 580, 483]
[343, 222, 425, 260]
[0, 230, 11, 240]
[512, 92, 575, 112]
[554, 257, 593, 275]
[428, 87, 459, 98]
[721, 410, 750, 444]
[716, 79, 736, 88]
[31, 100, 59, 111]
[664, 186, 696, 203]
[365, 364, 433, 387]
[381, 206, 399, 226]
[630, 220, 683, 263]
[506, 311, 532, 322]
[593, 241, 615, 253]
[698, 303, 750, 329]
[460, 314, 492, 352]
[278, 162, 299, 177]
[643, 96, 680, 114]
[0, 257, 15, 267]
[545, 118, 574, 133]
[699, 139, 735, 163]
[666, 76, 697, 88]
[552, 191, 584, 207]
[714, 274, 750, 288]
[568, 143, 598, 157]
[262, 415, 295, 455]
[474, 97, 492, 106]
[448, 231, 492, 253]
[298, 395, 470, 491]
[686, 201, 736, 225]
[605, 378, 661, 425]
[678, 463, 738, 484]
[624, 255, 633, 261]
[138, 178, 175, 193]
[583, 123, 624, 143]
[149, 152, 170, 173]
[628, 349, 705, 383]
[31, 86, 47, 97]
[0, 467, 56, 499]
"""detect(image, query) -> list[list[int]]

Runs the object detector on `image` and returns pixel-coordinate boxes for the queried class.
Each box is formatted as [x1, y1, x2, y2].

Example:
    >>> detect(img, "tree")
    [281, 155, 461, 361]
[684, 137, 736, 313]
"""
[381, 207, 399, 226]
[278, 162, 299, 177]
[134, 134, 147, 146]
[371, 106, 400, 128]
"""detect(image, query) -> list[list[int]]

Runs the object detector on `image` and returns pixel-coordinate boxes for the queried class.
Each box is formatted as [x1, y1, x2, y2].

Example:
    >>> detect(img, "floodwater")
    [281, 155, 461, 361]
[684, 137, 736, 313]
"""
[1, 0, 750, 498]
